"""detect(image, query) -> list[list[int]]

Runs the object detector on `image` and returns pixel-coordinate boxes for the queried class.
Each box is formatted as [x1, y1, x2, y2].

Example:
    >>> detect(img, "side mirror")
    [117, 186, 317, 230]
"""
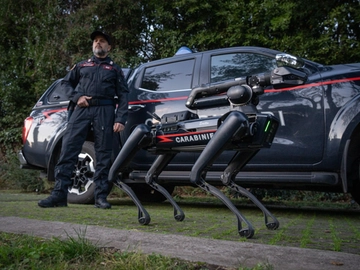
[271, 66, 307, 89]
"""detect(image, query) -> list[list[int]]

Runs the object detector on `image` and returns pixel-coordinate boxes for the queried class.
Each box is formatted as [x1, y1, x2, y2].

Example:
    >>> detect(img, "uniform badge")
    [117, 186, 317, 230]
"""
[104, 65, 113, 70]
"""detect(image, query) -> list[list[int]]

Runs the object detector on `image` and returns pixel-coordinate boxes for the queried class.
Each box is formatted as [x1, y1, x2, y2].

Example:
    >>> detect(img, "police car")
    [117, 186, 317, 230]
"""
[19, 46, 360, 205]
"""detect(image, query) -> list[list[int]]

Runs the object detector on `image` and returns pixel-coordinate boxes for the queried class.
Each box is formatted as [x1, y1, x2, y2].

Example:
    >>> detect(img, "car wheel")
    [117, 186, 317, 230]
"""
[67, 141, 96, 204]
[129, 183, 175, 203]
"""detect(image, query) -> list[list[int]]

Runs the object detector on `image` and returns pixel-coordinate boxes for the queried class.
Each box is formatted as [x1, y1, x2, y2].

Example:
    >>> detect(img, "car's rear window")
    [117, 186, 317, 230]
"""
[140, 59, 195, 91]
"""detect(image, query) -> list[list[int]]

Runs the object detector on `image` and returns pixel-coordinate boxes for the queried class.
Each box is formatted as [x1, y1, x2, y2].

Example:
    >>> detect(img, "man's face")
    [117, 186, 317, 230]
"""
[92, 35, 111, 58]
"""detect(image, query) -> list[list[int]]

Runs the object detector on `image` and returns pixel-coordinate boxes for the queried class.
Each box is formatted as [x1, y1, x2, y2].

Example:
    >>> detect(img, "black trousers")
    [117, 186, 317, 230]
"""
[53, 105, 115, 199]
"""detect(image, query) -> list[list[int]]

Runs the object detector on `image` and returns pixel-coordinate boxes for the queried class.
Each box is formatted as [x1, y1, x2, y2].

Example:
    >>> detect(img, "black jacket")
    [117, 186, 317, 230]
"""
[61, 55, 129, 124]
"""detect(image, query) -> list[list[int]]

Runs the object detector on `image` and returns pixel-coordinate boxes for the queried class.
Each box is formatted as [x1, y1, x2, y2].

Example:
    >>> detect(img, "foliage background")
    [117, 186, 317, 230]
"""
[0, 0, 359, 187]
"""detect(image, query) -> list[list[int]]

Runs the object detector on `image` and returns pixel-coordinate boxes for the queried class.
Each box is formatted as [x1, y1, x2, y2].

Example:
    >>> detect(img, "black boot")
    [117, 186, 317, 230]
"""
[94, 179, 111, 209]
[95, 197, 111, 209]
[38, 192, 67, 208]
[38, 176, 71, 208]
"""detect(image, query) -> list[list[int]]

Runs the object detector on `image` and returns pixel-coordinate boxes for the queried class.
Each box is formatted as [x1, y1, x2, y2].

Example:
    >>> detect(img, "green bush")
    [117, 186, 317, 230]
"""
[0, 153, 43, 192]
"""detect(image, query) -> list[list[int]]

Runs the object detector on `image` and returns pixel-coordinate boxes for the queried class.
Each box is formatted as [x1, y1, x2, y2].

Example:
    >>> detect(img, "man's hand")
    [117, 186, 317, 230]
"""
[113, 122, 125, 133]
[77, 96, 92, 107]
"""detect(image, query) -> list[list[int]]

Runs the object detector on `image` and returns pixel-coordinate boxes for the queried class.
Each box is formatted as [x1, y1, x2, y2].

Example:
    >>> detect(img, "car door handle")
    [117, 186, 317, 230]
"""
[128, 104, 145, 111]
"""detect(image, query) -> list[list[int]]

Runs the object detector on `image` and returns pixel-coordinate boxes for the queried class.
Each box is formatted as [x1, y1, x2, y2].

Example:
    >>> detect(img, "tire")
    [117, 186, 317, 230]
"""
[67, 141, 96, 204]
[129, 183, 175, 203]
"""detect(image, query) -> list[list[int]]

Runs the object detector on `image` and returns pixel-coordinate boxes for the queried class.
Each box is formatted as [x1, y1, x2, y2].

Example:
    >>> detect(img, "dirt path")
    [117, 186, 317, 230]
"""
[1, 216, 360, 269]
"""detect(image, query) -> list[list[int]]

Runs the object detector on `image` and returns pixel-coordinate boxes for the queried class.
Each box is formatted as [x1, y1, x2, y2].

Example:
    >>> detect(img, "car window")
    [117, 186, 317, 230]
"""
[140, 59, 195, 91]
[47, 80, 68, 103]
[210, 53, 276, 83]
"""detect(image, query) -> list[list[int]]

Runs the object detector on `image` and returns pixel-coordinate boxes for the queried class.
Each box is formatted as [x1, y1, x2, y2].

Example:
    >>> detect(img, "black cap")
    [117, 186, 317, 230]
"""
[90, 30, 111, 45]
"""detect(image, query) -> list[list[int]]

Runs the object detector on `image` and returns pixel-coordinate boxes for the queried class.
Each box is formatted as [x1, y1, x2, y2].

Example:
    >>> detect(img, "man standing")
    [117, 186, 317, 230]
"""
[38, 30, 129, 209]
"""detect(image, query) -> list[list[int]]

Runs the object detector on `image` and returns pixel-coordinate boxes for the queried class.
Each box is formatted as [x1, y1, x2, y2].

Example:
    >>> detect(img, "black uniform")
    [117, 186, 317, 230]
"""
[52, 55, 129, 201]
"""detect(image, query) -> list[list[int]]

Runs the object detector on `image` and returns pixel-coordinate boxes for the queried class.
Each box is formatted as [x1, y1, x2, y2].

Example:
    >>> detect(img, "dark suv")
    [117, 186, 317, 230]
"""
[19, 46, 360, 204]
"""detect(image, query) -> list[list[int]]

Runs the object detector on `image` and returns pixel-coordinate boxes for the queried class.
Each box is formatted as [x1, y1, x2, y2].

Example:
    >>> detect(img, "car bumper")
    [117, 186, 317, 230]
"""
[18, 150, 28, 166]
[18, 150, 40, 170]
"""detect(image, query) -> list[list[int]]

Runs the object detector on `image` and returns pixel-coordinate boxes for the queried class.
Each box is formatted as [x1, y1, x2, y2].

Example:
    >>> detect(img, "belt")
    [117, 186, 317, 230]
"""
[87, 98, 114, 106]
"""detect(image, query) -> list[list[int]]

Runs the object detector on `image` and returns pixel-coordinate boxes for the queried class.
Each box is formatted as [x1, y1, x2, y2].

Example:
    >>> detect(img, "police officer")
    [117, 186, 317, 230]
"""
[38, 30, 129, 209]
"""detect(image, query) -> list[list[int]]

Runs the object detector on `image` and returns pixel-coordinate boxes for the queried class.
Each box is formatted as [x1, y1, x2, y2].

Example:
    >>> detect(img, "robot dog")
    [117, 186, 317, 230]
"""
[108, 64, 307, 238]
